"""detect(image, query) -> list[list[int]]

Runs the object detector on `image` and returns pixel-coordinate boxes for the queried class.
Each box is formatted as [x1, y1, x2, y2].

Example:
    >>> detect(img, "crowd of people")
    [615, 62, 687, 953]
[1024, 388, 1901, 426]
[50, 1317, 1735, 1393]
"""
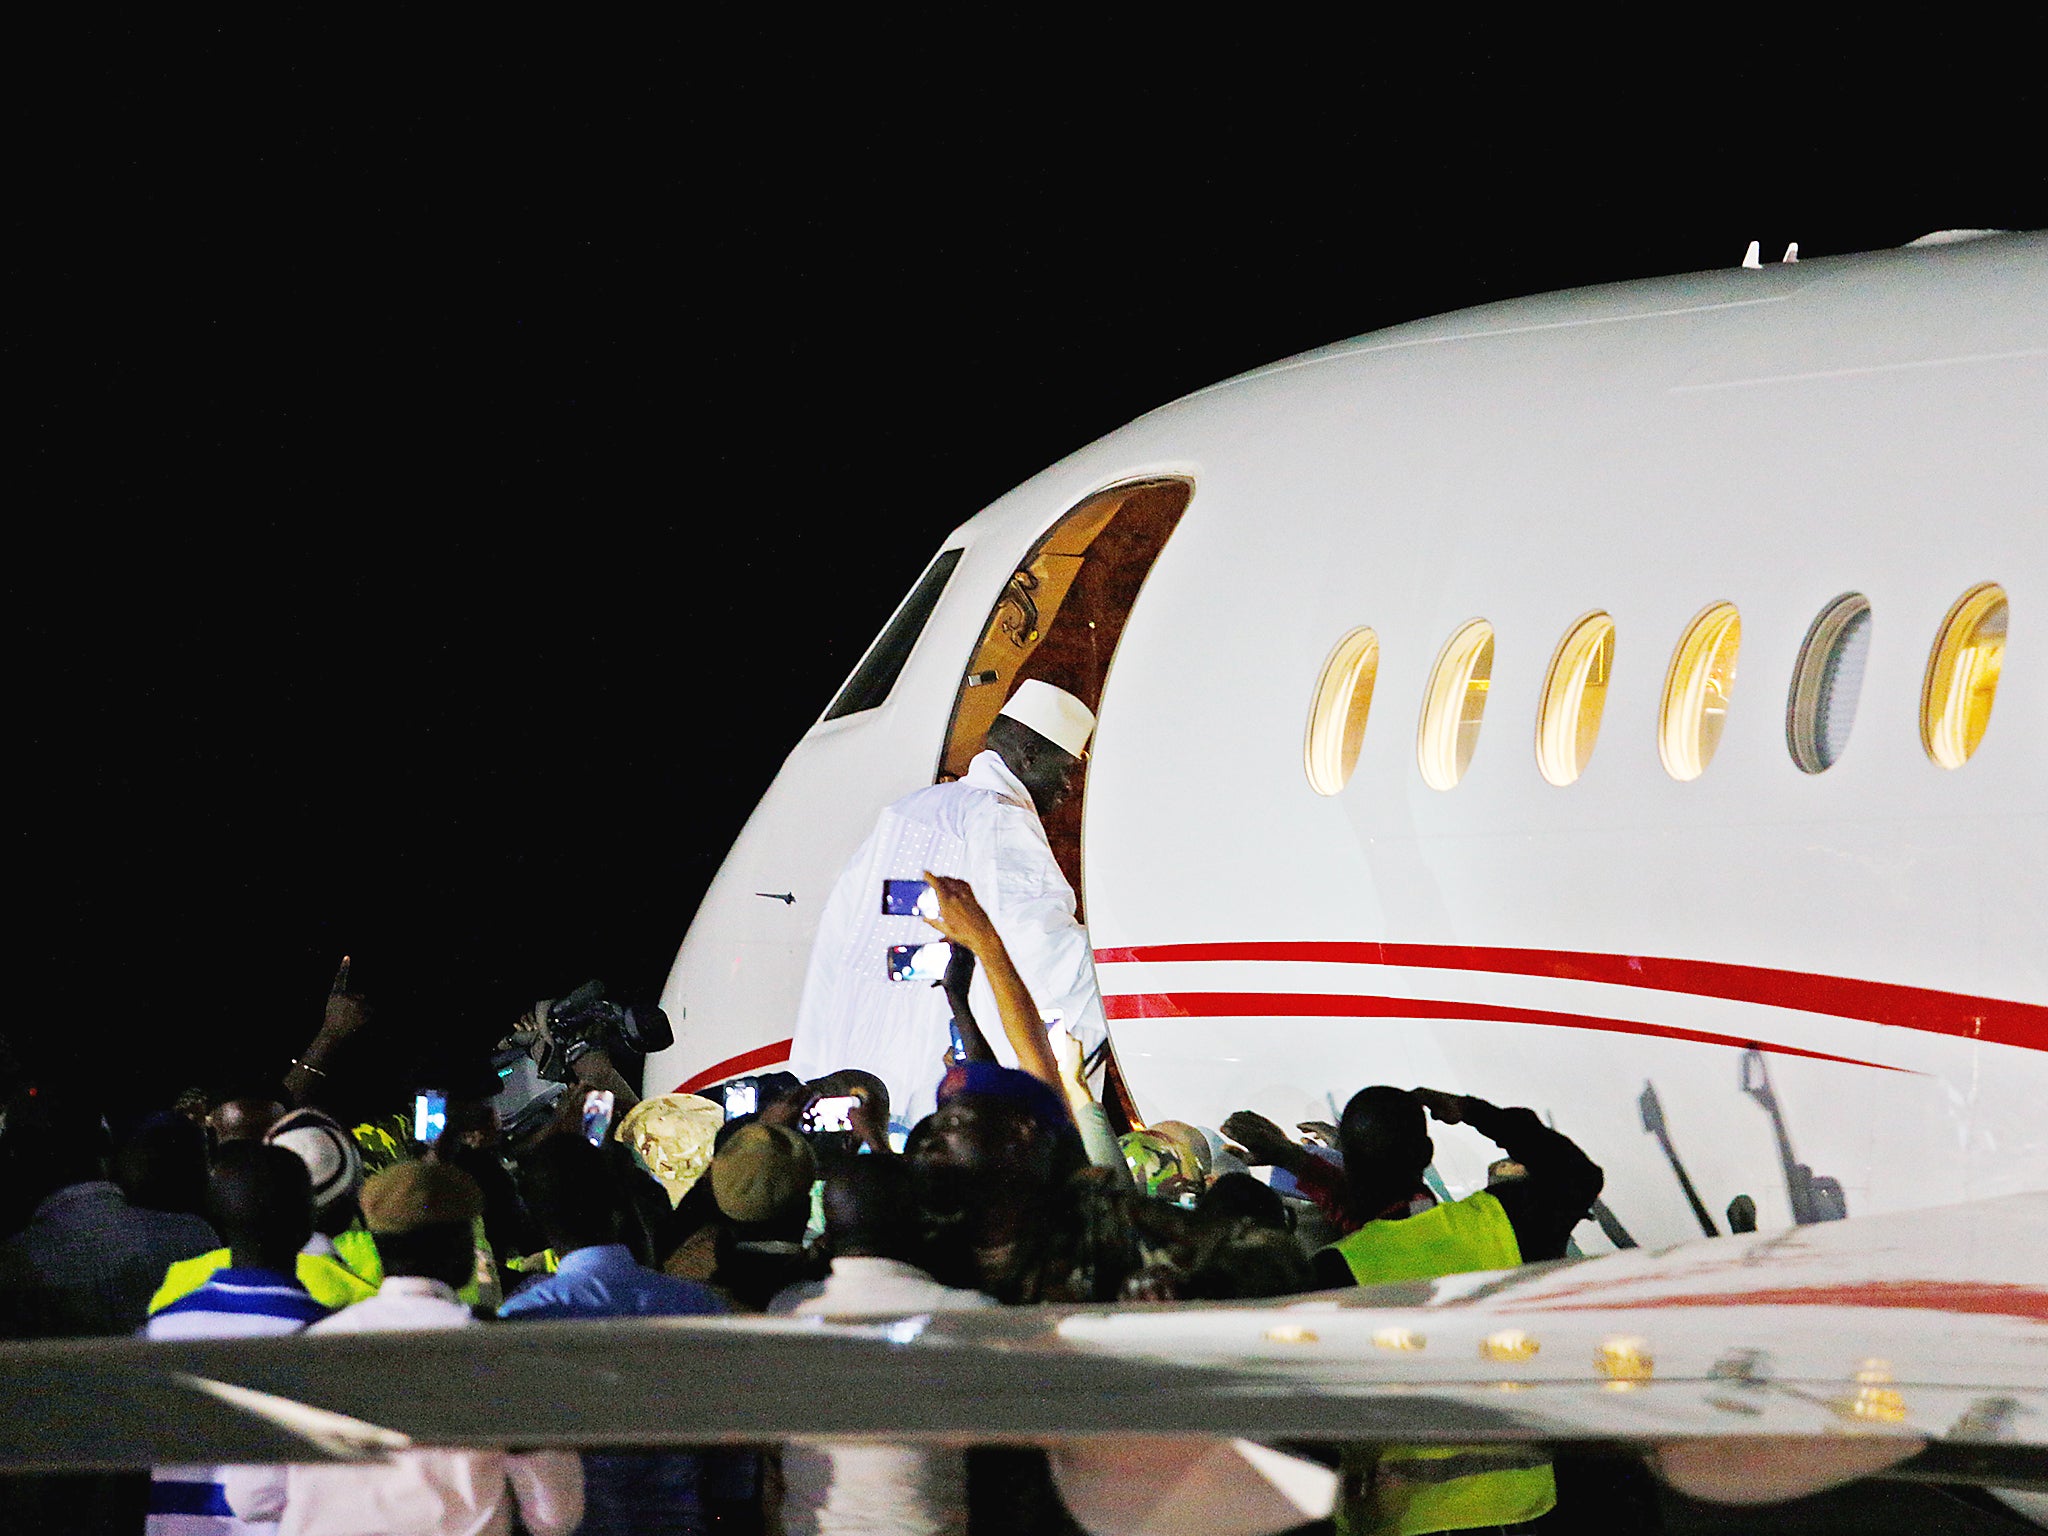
[0, 866, 1622, 1536]
[0, 687, 1632, 1536]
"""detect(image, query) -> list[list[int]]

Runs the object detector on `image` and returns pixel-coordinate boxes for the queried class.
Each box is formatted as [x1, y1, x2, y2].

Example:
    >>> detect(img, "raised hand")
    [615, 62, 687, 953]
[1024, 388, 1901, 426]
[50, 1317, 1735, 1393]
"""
[1413, 1087, 1467, 1125]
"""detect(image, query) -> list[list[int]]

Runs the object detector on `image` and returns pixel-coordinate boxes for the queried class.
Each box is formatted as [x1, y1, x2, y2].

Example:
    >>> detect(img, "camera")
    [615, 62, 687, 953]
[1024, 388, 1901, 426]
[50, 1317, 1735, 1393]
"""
[508, 980, 674, 1085]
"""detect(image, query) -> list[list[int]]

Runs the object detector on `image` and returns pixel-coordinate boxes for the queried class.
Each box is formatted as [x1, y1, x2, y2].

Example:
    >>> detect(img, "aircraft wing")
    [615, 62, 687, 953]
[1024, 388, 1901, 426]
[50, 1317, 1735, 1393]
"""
[4, 1193, 2043, 1505]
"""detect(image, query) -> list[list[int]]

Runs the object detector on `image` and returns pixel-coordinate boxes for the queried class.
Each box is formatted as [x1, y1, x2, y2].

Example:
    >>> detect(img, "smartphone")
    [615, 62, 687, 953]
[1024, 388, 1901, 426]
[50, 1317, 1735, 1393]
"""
[886, 940, 951, 983]
[582, 1088, 616, 1146]
[880, 879, 938, 919]
[804, 1094, 860, 1134]
[948, 1020, 966, 1061]
[722, 1080, 758, 1120]
[413, 1090, 448, 1146]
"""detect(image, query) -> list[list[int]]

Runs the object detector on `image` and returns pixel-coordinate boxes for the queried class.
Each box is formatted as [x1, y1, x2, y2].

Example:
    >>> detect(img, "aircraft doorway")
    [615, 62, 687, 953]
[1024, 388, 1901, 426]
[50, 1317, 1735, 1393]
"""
[936, 477, 1192, 911]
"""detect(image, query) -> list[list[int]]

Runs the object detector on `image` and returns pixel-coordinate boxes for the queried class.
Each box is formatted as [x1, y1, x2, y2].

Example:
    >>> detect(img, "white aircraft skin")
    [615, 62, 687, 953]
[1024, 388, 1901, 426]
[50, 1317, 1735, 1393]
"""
[644, 230, 2047, 1256]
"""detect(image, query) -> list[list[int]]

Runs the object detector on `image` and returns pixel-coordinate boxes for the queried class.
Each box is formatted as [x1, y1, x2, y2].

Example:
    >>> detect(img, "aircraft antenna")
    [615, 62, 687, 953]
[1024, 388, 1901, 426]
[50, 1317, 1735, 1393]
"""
[1741, 240, 1762, 269]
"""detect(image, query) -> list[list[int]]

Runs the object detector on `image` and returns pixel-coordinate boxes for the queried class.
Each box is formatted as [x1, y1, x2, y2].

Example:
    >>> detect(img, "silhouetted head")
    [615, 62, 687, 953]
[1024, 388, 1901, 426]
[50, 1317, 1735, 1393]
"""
[208, 1142, 316, 1273]
[210, 1096, 286, 1146]
[984, 715, 1084, 817]
[114, 1111, 210, 1217]
[1198, 1171, 1290, 1233]
[1338, 1086, 1433, 1218]
[822, 1155, 920, 1262]
[518, 1134, 622, 1256]
[3, 1083, 114, 1201]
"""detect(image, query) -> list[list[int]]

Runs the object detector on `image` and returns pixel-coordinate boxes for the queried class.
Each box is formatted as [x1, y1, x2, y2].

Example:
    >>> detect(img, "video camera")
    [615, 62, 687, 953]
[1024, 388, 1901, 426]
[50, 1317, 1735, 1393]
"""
[506, 980, 673, 1084]
[490, 982, 674, 1140]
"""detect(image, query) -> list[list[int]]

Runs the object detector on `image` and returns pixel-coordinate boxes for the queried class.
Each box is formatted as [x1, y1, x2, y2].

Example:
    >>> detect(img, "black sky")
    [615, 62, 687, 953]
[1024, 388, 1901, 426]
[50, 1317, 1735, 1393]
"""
[13, 20, 2043, 1116]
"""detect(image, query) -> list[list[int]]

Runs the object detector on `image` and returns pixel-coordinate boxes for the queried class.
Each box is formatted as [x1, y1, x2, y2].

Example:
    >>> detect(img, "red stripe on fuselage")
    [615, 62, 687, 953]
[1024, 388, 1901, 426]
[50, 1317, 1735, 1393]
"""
[1103, 991, 1905, 1071]
[1094, 942, 2045, 1052]
[673, 1039, 793, 1095]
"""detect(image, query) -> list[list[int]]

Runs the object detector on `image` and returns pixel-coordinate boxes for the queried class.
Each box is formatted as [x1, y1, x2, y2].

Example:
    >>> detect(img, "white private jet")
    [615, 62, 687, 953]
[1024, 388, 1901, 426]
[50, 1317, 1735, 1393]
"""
[4, 233, 2042, 1521]
[646, 228, 2044, 1256]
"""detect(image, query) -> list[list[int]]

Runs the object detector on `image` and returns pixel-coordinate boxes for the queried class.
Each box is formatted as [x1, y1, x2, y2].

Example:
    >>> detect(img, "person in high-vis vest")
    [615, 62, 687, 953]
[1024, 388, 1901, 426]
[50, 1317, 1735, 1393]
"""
[148, 1107, 382, 1315]
[1312, 1086, 1603, 1536]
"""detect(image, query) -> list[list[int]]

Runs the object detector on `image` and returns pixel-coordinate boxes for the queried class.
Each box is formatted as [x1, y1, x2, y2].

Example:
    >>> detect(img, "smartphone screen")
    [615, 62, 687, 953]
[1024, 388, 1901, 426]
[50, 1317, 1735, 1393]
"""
[722, 1081, 758, 1120]
[804, 1094, 860, 1134]
[582, 1089, 615, 1146]
[414, 1090, 448, 1146]
[886, 940, 951, 982]
[880, 879, 938, 918]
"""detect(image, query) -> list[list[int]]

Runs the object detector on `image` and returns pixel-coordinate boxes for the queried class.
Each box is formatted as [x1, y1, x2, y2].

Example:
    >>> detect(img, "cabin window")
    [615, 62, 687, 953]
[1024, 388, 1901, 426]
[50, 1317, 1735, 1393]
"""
[1921, 582, 2008, 768]
[1535, 612, 1615, 787]
[1417, 620, 1495, 791]
[1787, 594, 1872, 774]
[1305, 628, 1380, 795]
[1659, 602, 1742, 781]
[822, 548, 964, 721]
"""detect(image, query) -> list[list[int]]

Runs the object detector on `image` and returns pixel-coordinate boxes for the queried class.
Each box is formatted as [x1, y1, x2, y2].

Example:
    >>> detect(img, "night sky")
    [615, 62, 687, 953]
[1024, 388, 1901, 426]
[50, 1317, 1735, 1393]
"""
[14, 22, 2043, 1122]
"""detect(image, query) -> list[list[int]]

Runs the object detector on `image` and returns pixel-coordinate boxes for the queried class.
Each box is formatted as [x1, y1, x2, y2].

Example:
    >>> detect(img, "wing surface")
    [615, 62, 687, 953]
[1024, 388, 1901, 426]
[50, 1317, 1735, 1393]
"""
[3, 1194, 2042, 1499]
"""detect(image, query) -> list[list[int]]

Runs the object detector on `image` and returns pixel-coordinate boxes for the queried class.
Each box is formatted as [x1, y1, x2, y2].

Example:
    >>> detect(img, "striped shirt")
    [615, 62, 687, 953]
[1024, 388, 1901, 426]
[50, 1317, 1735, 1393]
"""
[142, 1267, 329, 1536]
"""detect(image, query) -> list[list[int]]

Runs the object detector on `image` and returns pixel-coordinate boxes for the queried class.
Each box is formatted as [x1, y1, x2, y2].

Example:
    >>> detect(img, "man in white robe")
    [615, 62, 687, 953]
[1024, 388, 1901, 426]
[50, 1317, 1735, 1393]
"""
[789, 681, 1107, 1129]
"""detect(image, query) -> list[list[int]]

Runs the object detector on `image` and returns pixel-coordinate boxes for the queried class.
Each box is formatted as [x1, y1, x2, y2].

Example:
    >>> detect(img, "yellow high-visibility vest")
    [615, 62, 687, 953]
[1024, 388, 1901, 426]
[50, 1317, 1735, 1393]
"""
[147, 1248, 377, 1315]
[1324, 1192, 1555, 1535]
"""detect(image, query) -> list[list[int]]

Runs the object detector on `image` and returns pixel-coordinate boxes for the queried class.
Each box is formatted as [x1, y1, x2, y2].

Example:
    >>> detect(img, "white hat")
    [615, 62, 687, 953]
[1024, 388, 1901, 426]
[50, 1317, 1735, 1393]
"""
[265, 1107, 364, 1211]
[998, 680, 1096, 758]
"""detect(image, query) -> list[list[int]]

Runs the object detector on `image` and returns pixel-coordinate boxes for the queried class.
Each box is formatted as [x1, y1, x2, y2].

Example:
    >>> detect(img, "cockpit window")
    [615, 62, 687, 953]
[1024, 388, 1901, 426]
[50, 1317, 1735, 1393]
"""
[822, 548, 964, 721]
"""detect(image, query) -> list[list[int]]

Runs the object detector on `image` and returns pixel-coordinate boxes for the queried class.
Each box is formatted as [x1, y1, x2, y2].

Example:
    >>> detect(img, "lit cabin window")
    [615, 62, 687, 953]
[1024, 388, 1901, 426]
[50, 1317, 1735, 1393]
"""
[1535, 612, 1616, 786]
[1787, 594, 1872, 774]
[1921, 583, 2008, 768]
[1304, 628, 1380, 795]
[1417, 620, 1495, 791]
[1659, 602, 1742, 781]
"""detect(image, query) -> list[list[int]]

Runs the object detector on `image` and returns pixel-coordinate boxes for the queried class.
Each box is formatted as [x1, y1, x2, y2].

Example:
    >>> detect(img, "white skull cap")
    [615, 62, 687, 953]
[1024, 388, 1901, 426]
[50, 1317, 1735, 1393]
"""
[998, 680, 1096, 758]
[266, 1107, 364, 1211]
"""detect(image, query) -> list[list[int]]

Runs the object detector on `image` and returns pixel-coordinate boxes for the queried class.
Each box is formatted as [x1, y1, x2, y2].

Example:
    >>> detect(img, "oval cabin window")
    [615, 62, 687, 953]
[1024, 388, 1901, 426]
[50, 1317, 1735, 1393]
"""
[1786, 594, 1872, 774]
[1660, 602, 1742, 781]
[1921, 582, 2008, 768]
[1535, 612, 1616, 786]
[1417, 620, 1495, 791]
[1304, 628, 1380, 795]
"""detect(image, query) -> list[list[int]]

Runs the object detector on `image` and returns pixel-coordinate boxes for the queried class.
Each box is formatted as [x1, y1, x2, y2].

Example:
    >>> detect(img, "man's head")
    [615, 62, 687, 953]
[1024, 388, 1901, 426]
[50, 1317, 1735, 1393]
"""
[987, 681, 1094, 816]
[360, 1160, 484, 1289]
[1337, 1087, 1433, 1217]
[210, 1095, 286, 1147]
[518, 1135, 622, 1256]
[265, 1108, 364, 1237]
[709, 1122, 815, 1239]
[913, 1063, 1073, 1218]
[821, 1155, 920, 1262]
[1198, 1170, 1290, 1234]
[2, 1083, 113, 1200]
[208, 1142, 316, 1274]
[113, 1111, 209, 1216]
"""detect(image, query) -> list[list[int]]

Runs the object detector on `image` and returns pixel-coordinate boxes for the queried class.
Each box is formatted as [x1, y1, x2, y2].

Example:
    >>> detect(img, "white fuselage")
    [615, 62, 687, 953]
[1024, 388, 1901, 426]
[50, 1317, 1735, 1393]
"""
[645, 232, 2047, 1253]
